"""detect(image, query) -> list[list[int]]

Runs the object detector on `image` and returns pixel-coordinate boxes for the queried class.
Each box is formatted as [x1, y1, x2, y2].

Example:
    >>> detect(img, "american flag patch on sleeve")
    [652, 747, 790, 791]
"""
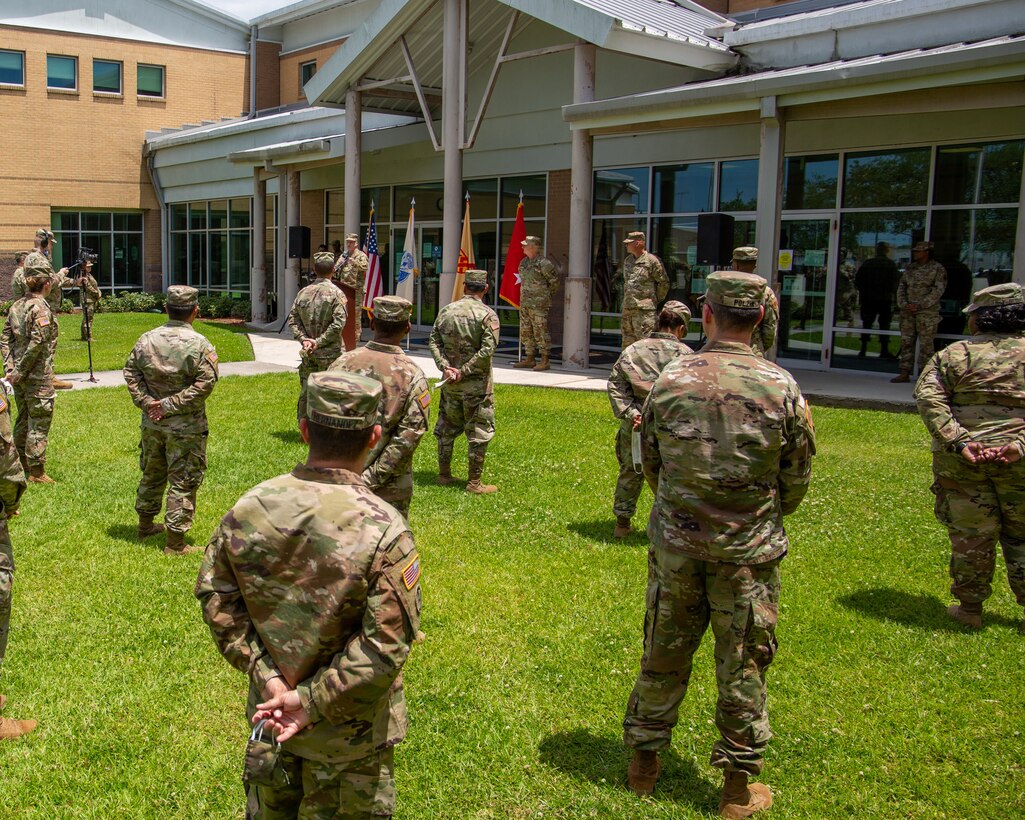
[417, 390, 431, 409]
[402, 555, 421, 590]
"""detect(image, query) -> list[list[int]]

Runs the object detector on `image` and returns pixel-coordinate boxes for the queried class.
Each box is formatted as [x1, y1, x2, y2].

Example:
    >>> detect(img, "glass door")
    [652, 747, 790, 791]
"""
[776, 219, 833, 365]
[415, 224, 443, 328]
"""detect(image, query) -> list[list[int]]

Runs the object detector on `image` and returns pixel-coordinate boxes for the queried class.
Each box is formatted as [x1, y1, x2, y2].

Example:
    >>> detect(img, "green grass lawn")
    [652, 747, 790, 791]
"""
[1, 376, 1022, 818]
[50, 313, 254, 374]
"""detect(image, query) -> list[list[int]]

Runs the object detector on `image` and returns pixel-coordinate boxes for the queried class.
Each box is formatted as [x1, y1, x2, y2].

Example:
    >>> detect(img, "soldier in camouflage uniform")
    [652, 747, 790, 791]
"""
[1, 270, 58, 483]
[124, 286, 219, 555]
[730, 248, 778, 358]
[334, 233, 370, 351]
[24, 229, 73, 391]
[77, 260, 101, 341]
[195, 371, 422, 820]
[607, 301, 693, 539]
[512, 236, 560, 372]
[429, 269, 500, 494]
[9, 252, 27, 300]
[288, 251, 348, 424]
[0, 373, 33, 740]
[623, 271, 815, 818]
[914, 283, 1025, 632]
[893, 240, 947, 382]
[330, 296, 430, 519]
[620, 231, 670, 349]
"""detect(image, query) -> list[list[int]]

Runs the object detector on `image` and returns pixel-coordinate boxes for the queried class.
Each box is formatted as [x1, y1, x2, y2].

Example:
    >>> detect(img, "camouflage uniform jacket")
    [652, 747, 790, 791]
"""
[751, 288, 780, 357]
[329, 342, 431, 502]
[518, 256, 559, 310]
[24, 251, 68, 314]
[428, 297, 500, 394]
[79, 273, 101, 306]
[608, 333, 693, 424]
[10, 268, 26, 300]
[914, 333, 1025, 456]
[0, 383, 26, 516]
[334, 249, 370, 291]
[288, 279, 348, 366]
[897, 260, 947, 311]
[622, 251, 670, 311]
[1, 296, 56, 385]
[642, 340, 816, 564]
[195, 464, 422, 764]
[123, 321, 219, 433]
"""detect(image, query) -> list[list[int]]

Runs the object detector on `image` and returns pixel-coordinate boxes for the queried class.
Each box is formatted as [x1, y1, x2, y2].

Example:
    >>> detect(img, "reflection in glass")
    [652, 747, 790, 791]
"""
[395, 183, 444, 221]
[783, 155, 838, 210]
[777, 219, 830, 361]
[501, 175, 546, 219]
[326, 190, 343, 226]
[594, 168, 648, 216]
[229, 199, 251, 229]
[466, 179, 498, 220]
[172, 234, 188, 285]
[209, 200, 228, 231]
[361, 187, 391, 222]
[230, 231, 250, 291]
[718, 159, 758, 211]
[933, 141, 1024, 206]
[652, 217, 698, 312]
[652, 164, 712, 214]
[843, 148, 930, 208]
[590, 218, 645, 316]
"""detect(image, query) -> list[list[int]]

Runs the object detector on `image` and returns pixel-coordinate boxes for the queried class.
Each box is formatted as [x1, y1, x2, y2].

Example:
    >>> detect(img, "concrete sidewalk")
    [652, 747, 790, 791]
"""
[56, 329, 916, 411]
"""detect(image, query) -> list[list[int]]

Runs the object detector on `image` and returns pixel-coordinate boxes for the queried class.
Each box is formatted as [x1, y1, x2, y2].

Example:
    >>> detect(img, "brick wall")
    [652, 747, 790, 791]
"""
[255, 40, 281, 111]
[279, 39, 346, 106]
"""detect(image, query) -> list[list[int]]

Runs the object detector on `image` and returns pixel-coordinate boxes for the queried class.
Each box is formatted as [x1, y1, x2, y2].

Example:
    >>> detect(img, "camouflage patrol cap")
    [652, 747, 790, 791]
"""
[24, 257, 51, 276]
[464, 269, 488, 286]
[306, 371, 382, 430]
[312, 251, 335, 267]
[704, 270, 767, 309]
[661, 300, 692, 324]
[624, 231, 646, 244]
[35, 228, 54, 242]
[373, 295, 412, 322]
[345, 233, 359, 243]
[24, 272, 50, 290]
[13, 250, 27, 262]
[521, 236, 541, 247]
[912, 241, 934, 251]
[963, 282, 1024, 314]
[732, 246, 758, 262]
[166, 285, 199, 308]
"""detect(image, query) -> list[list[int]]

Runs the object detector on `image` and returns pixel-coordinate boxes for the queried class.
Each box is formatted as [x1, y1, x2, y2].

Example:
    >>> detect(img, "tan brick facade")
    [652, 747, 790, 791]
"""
[255, 40, 282, 112]
[279, 39, 346, 106]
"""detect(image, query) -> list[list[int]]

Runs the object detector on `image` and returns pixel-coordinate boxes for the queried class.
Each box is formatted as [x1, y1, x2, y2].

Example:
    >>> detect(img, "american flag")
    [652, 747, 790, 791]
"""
[362, 204, 383, 313]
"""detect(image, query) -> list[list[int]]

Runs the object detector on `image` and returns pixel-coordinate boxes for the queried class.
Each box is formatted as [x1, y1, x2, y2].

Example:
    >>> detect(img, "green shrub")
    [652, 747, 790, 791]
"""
[0, 300, 11, 317]
[98, 292, 165, 314]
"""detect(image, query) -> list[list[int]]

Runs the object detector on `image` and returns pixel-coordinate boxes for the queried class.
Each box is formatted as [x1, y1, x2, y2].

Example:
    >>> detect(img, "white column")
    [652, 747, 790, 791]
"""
[755, 97, 785, 287]
[563, 42, 596, 370]
[440, 0, 464, 306]
[344, 88, 362, 240]
[279, 170, 301, 320]
[1014, 157, 1025, 285]
[251, 169, 268, 323]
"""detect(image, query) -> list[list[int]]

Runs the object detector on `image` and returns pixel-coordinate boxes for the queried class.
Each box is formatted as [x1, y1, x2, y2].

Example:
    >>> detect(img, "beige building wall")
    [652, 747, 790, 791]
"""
[279, 39, 346, 106]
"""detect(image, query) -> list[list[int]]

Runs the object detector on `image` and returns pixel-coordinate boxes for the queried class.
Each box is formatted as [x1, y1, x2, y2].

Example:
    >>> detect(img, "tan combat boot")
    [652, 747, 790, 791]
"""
[626, 750, 661, 796]
[27, 464, 54, 484]
[533, 356, 550, 372]
[0, 716, 38, 739]
[719, 771, 772, 819]
[512, 356, 536, 369]
[614, 516, 632, 539]
[890, 372, 911, 383]
[437, 469, 455, 486]
[466, 479, 498, 494]
[138, 515, 165, 539]
[947, 603, 982, 630]
[163, 531, 198, 556]
[53, 377, 74, 390]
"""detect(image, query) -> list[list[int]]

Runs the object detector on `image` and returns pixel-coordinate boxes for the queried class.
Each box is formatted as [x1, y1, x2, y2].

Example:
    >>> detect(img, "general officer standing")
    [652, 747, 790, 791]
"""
[914, 283, 1025, 632]
[1, 270, 58, 483]
[620, 231, 669, 349]
[892, 240, 947, 382]
[334, 233, 370, 351]
[607, 300, 693, 539]
[124, 286, 218, 555]
[288, 251, 348, 423]
[196, 371, 422, 819]
[512, 236, 559, 371]
[730, 247, 778, 358]
[330, 296, 431, 519]
[429, 269, 500, 494]
[623, 271, 815, 818]
[24, 229, 73, 390]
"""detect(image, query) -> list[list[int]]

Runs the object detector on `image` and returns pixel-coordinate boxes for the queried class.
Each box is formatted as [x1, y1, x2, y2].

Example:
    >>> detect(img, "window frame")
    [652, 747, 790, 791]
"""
[92, 58, 123, 95]
[0, 48, 25, 87]
[46, 54, 78, 92]
[300, 60, 317, 88]
[137, 63, 165, 99]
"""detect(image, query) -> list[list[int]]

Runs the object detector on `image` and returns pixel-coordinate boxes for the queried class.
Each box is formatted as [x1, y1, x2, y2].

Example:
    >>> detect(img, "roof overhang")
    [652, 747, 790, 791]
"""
[228, 138, 335, 165]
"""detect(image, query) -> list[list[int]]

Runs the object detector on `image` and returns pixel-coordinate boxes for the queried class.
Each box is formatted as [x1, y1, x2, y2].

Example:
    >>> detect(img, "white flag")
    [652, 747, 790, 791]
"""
[396, 202, 418, 303]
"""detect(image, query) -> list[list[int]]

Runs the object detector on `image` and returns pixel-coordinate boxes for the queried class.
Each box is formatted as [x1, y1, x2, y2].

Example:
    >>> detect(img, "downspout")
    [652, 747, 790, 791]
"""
[249, 25, 259, 118]
[145, 149, 168, 293]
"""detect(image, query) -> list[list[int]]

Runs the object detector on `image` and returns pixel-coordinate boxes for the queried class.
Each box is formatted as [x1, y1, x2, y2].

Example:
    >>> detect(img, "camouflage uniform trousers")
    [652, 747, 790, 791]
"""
[613, 421, 644, 520]
[623, 547, 781, 776]
[621, 309, 656, 350]
[931, 452, 1025, 608]
[81, 303, 95, 340]
[519, 307, 550, 359]
[897, 309, 940, 375]
[297, 356, 333, 423]
[434, 386, 495, 479]
[13, 383, 55, 469]
[247, 746, 395, 819]
[135, 427, 208, 536]
[0, 522, 13, 673]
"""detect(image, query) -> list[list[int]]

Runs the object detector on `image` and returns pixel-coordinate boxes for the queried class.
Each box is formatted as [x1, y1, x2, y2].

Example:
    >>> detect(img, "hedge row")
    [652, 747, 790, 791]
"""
[0, 294, 251, 320]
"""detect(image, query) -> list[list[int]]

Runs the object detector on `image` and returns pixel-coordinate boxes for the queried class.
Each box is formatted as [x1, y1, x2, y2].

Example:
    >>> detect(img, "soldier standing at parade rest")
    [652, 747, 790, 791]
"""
[620, 231, 669, 349]
[0, 371, 32, 740]
[730, 247, 778, 358]
[892, 240, 947, 382]
[1, 270, 58, 483]
[607, 300, 693, 539]
[23, 229, 73, 390]
[334, 232, 370, 350]
[288, 251, 348, 423]
[10, 252, 27, 299]
[123, 286, 218, 555]
[77, 259, 101, 341]
[330, 295, 431, 520]
[914, 283, 1025, 632]
[622, 271, 815, 818]
[512, 236, 560, 371]
[196, 371, 422, 819]
[429, 269, 500, 494]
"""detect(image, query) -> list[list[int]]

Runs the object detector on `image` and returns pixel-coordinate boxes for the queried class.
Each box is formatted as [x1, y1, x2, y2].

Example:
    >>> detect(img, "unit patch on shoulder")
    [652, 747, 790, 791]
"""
[489, 317, 501, 332]
[402, 554, 421, 590]
[417, 390, 431, 409]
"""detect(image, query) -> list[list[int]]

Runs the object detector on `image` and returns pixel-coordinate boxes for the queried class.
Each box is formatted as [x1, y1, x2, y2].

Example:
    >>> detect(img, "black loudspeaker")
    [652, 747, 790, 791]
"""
[288, 226, 311, 259]
[696, 213, 735, 267]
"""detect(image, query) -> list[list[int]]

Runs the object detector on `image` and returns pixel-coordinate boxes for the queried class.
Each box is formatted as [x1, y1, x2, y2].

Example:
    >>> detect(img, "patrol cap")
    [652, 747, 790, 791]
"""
[13, 250, 27, 263]
[24, 257, 51, 276]
[623, 231, 646, 244]
[521, 236, 541, 248]
[24, 272, 50, 290]
[166, 285, 199, 308]
[35, 228, 54, 242]
[345, 233, 359, 242]
[373, 295, 412, 322]
[306, 371, 382, 430]
[704, 271, 767, 309]
[464, 269, 489, 286]
[963, 282, 1024, 314]
[312, 251, 335, 267]
[732, 246, 758, 262]
[661, 300, 692, 324]
[912, 240, 934, 251]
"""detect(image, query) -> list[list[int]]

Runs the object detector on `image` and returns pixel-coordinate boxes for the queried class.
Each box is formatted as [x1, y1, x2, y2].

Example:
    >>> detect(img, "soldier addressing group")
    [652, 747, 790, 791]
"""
[429, 269, 501, 494]
[512, 236, 560, 372]
[622, 271, 815, 819]
[330, 295, 431, 520]
[334, 233, 370, 351]
[607, 300, 693, 539]
[195, 371, 422, 820]
[892, 240, 947, 383]
[288, 251, 348, 424]
[123, 285, 218, 555]
[620, 231, 669, 349]
[24, 229, 73, 391]
[730, 247, 778, 358]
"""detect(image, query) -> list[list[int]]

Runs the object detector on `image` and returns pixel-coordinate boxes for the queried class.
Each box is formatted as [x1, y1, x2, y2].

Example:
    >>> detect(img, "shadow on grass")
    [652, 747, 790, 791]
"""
[271, 429, 302, 445]
[838, 587, 1022, 631]
[412, 470, 466, 489]
[539, 729, 718, 811]
[567, 520, 649, 547]
[106, 523, 141, 544]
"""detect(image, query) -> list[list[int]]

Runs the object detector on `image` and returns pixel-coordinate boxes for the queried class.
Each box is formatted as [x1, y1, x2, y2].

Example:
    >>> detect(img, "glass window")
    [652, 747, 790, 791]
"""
[113, 213, 143, 232]
[843, 148, 930, 208]
[651, 216, 699, 311]
[360, 187, 391, 222]
[47, 55, 77, 90]
[209, 233, 228, 289]
[0, 50, 25, 85]
[93, 59, 121, 94]
[300, 60, 317, 87]
[229, 198, 251, 229]
[209, 200, 228, 230]
[326, 190, 343, 226]
[590, 218, 645, 314]
[171, 204, 188, 231]
[931, 208, 1017, 290]
[56, 212, 79, 232]
[594, 168, 649, 216]
[718, 159, 758, 211]
[466, 178, 498, 220]
[230, 231, 250, 290]
[137, 64, 165, 98]
[783, 155, 838, 210]
[190, 233, 206, 288]
[172, 233, 189, 286]
[501, 175, 546, 219]
[190, 203, 207, 231]
[933, 141, 1024, 206]
[82, 212, 111, 232]
[652, 164, 713, 214]
[395, 183, 444, 221]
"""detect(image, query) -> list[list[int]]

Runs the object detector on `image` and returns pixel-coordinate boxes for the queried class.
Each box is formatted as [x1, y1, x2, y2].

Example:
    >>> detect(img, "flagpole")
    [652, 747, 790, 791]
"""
[407, 196, 414, 351]
[517, 189, 523, 362]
